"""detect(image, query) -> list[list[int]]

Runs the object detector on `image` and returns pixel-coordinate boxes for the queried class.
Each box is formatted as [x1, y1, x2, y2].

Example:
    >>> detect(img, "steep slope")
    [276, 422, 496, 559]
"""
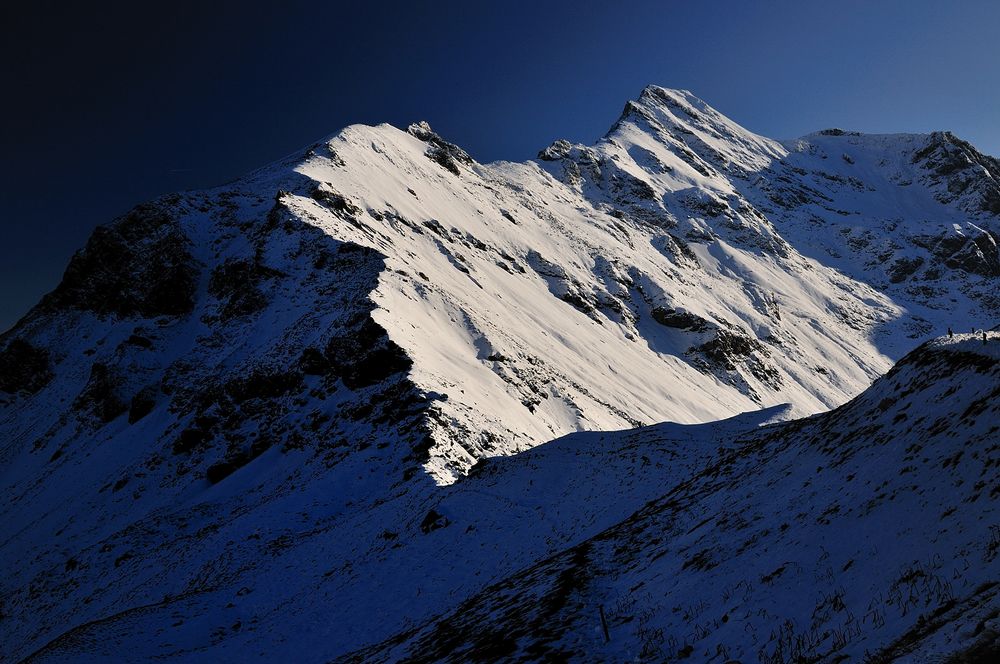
[2, 86, 1000, 660]
[351, 335, 1000, 663]
[751, 129, 1000, 344]
[3, 87, 998, 487]
[291, 105, 899, 480]
[9, 405, 786, 662]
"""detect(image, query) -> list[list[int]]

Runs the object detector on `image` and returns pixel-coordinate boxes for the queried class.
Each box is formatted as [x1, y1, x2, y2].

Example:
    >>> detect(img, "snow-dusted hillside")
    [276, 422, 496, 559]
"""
[349, 335, 1000, 662]
[9, 337, 1000, 662]
[2, 86, 999, 661]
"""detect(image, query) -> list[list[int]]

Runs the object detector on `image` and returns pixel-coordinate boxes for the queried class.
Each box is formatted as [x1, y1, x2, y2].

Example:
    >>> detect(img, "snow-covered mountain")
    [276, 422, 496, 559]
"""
[1, 86, 998, 661]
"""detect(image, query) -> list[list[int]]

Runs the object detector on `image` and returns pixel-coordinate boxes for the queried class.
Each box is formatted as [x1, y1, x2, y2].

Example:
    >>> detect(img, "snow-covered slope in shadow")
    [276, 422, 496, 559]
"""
[11, 336, 999, 661]
[350, 335, 1000, 662]
[9, 404, 788, 662]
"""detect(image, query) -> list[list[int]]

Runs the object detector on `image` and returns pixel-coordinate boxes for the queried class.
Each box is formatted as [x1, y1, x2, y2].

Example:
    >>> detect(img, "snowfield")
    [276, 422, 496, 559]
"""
[1, 86, 998, 661]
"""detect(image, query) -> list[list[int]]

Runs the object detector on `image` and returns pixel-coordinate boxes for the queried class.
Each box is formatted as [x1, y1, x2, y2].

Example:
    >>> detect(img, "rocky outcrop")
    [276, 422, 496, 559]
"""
[537, 139, 573, 162]
[324, 313, 413, 390]
[42, 202, 198, 319]
[0, 339, 52, 394]
[408, 121, 473, 176]
[912, 131, 1000, 214]
[688, 327, 782, 397]
[911, 228, 1000, 278]
[650, 306, 711, 331]
[208, 258, 285, 319]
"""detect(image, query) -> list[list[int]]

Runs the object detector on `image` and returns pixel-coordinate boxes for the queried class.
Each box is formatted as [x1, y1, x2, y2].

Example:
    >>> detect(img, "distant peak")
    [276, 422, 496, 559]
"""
[639, 84, 696, 101]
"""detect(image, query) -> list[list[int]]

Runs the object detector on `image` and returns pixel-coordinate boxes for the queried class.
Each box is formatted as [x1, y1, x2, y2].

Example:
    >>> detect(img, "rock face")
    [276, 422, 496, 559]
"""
[1, 86, 999, 661]
[912, 131, 1000, 214]
[41, 202, 199, 319]
[407, 120, 473, 176]
[0, 338, 52, 394]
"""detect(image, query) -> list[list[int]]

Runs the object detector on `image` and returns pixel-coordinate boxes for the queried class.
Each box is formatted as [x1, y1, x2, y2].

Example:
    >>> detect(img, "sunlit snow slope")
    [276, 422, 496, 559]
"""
[4, 87, 998, 484]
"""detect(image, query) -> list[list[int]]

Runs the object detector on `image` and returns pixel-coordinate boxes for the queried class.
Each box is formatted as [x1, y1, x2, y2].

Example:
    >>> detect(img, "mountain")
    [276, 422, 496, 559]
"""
[1, 86, 998, 661]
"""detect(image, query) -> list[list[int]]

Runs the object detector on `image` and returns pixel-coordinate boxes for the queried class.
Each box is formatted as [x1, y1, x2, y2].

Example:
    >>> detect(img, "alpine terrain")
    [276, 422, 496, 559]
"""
[1, 86, 998, 662]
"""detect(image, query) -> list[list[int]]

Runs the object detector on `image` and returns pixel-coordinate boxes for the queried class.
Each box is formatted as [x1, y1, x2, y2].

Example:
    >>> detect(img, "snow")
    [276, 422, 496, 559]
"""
[10, 337, 998, 661]
[353, 338, 1000, 662]
[1, 86, 998, 661]
[288, 106, 904, 481]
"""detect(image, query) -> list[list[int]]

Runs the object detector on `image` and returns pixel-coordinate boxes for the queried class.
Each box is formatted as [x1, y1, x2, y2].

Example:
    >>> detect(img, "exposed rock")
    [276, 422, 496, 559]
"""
[913, 131, 1000, 214]
[298, 347, 330, 375]
[208, 258, 284, 319]
[887, 256, 924, 284]
[173, 426, 211, 455]
[688, 327, 782, 394]
[310, 185, 362, 217]
[0, 339, 52, 394]
[325, 317, 413, 389]
[420, 509, 450, 534]
[650, 307, 711, 332]
[223, 368, 303, 403]
[74, 362, 129, 423]
[912, 229, 1000, 278]
[537, 139, 573, 161]
[43, 203, 198, 319]
[125, 334, 153, 349]
[682, 191, 730, 218]
[206, 436, 272, 484]
[407, 121, 472, 175]
[127, 385, 158, 424]
[694, 328, 764, 369]
[945, 232, 1000, 277]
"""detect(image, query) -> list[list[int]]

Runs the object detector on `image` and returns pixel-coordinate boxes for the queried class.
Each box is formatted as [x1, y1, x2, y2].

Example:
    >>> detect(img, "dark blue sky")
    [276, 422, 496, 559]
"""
[2, 0, 998, 331]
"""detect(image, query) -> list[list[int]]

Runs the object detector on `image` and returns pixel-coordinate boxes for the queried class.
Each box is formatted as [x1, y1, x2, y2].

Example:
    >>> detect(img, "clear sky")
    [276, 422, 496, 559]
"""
[2, 0, 998, 331]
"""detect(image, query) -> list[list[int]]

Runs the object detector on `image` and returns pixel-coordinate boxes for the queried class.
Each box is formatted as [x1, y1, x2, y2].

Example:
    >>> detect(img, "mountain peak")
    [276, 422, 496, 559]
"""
[597, 85, 787, 176]
[637, 84, 705, 108]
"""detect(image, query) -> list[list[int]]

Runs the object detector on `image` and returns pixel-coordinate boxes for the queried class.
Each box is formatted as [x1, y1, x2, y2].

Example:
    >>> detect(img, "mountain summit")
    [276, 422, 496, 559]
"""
[1, 87, 998, 661]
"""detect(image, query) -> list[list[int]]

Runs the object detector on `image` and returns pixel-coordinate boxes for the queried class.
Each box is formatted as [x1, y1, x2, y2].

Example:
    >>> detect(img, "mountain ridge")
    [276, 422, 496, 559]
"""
[1, 85, 998, 661]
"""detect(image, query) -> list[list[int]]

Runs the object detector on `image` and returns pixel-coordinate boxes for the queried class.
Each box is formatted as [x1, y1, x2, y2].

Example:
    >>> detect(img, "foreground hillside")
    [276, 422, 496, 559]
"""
[9, 338, 1000, 662]
[351, 336, 1000, 662]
